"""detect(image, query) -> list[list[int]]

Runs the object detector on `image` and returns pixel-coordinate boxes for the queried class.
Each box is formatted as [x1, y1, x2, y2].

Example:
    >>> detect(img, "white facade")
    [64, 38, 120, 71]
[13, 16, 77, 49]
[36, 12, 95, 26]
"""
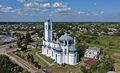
[84, 47, 100, 59]
[42, 20, 78, 65]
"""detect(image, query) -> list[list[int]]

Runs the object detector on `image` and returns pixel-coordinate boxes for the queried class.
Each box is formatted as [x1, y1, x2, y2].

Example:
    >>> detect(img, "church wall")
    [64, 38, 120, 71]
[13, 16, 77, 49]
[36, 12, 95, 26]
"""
[64, 54, 69, 64]
[56, 53, 62, 64]
[69, 52, 77, 65]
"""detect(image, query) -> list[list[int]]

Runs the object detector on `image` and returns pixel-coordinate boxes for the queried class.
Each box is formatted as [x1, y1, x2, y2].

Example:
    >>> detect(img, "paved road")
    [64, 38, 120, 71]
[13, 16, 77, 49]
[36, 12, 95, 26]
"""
[0, 43, 16, 54]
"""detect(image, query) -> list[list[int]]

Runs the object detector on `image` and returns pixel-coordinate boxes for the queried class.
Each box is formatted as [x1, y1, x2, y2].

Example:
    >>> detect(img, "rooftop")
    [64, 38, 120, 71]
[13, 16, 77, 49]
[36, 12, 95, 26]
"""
[87, 47, 100, 52]
[84, 59, 98, 68]
[59, 33, 73, 41]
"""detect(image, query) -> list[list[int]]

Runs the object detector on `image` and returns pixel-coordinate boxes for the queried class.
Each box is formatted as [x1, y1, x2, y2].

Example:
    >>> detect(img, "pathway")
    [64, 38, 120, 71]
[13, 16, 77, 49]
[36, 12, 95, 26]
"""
[8, 52, 42, 73]
[36, 51, 54, 66]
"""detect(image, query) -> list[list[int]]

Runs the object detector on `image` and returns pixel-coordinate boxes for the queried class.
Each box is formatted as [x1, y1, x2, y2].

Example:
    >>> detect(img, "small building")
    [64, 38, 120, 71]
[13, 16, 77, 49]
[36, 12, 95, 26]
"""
[84, 47, 100, 60]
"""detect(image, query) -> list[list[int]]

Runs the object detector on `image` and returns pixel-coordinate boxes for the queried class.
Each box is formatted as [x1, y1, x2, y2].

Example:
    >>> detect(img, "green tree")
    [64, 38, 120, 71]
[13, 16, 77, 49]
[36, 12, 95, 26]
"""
[21, 44, 27, 51]
[80, 66, 91, 73]
[26, 32, 32, 42]
[0, 55, 25, 73]
[17, 40, 22, 48]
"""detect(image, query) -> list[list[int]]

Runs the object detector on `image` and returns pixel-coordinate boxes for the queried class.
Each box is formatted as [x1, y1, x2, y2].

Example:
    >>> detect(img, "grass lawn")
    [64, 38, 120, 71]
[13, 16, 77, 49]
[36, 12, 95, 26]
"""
[38, 52, 54, 64]
[48, 64, 81, 73]
[114, 63, 120, 73]
[35, 38, 42, 45]
[15, 48, 48, 68]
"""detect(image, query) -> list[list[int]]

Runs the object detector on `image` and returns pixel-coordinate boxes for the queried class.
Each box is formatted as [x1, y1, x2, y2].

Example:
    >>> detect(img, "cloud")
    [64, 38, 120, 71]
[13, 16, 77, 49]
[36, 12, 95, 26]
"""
[0, 5, 16, 13]
[16, 0, 26, 3]
[0, 5, 2, 8]
[77, 11, 85, 15]
[100, 11, 104, 14]
[16, 0, 73, 16]
[53, 2, 71, 14]
[16, 0, 104, 18]
[53, 2, 66, 8]
[17, 0, 47, 3]
[93, 13, 99, 16]
[56, 7, 71, 12]
[24, 2, 51, 9]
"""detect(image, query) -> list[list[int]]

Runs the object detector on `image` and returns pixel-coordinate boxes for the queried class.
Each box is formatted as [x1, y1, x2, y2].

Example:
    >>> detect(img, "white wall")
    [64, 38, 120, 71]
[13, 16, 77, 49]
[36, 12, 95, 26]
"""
[69, 52, 77, 65]
[56, 53, 62, 64]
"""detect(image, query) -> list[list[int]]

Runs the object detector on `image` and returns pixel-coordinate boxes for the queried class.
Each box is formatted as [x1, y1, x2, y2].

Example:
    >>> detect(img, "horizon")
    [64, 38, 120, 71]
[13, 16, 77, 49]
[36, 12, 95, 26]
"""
[0, 0, 120, 22]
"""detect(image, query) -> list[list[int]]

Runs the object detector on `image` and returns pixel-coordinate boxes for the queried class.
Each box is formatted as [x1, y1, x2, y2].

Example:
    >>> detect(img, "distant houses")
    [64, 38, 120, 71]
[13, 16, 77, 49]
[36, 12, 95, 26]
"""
[0, 35, 16, 45]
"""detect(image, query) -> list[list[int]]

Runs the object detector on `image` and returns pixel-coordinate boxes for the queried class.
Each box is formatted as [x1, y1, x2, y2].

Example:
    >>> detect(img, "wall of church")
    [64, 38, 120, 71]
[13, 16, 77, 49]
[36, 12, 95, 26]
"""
[56, 53, 62, 64]
[69, 52, 77, 65]
[42, 46, 47, 55]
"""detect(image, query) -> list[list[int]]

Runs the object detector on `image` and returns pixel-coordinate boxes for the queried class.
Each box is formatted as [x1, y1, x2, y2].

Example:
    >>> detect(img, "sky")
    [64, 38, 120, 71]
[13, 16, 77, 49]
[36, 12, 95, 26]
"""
[0, 0, 120, 22]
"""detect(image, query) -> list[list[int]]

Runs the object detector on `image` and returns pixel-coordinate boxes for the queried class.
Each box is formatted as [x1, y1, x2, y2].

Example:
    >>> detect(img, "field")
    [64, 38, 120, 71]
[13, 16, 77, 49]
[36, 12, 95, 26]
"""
[84, 35, 120, 53]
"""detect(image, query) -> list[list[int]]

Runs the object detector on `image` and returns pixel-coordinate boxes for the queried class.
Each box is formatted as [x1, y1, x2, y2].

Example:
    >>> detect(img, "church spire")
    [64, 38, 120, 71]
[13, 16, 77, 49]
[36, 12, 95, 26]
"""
[44, 19, 52, 42]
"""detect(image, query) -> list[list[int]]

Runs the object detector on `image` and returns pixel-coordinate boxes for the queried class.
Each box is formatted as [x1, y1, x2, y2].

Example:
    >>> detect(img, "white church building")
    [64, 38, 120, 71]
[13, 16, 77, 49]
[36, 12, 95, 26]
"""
[42, 20, 78, 65]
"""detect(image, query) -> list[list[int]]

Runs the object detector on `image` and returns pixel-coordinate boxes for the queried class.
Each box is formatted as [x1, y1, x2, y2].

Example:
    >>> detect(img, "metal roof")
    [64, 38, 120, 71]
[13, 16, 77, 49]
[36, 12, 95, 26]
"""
[69, 45, 77, 53]
[59, 33, 73, 41]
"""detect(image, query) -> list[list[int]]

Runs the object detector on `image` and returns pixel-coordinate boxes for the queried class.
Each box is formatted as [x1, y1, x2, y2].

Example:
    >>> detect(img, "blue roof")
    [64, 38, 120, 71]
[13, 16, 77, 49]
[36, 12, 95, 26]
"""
[59, 33, 73, 41]
[53, 45, 62, 52]
[69, 46, 77, 53]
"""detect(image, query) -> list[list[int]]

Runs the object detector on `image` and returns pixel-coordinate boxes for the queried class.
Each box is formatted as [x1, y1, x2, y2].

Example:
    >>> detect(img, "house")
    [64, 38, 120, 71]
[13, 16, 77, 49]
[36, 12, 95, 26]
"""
[84, 47, 100, 60]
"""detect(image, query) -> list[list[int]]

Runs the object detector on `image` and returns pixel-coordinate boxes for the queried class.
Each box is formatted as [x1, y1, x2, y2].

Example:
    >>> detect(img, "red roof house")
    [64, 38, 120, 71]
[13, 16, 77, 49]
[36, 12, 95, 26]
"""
[84, 59, 98, 68]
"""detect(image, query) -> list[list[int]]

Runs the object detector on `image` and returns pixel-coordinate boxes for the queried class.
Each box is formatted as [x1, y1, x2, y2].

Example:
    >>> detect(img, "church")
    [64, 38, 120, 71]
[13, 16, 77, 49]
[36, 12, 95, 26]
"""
[42, 20, 78, 65]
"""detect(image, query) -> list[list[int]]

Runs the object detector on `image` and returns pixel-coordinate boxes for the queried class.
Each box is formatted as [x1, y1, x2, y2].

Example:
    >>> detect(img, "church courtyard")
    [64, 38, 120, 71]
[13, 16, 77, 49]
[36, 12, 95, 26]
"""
[13, 48, 82, 73]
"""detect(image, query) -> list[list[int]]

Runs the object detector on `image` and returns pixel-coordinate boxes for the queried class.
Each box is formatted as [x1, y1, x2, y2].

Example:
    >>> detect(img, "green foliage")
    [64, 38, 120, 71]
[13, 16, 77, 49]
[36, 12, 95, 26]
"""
[17, 40, 22, 48]
[34, 62, 41, 69]
[80, 66, 91, 73]
[26, 32, 32, 42]
[21, 44, 27, 51]
[0, 55, 26, 73]
[22, 69, 29, 73]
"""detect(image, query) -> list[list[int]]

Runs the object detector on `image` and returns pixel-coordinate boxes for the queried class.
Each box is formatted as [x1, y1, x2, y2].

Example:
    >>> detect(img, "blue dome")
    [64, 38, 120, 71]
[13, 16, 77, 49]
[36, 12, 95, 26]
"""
[53, 45, 62, 52]
[59, 33, 73, 41]
[69, 46, 77, 53]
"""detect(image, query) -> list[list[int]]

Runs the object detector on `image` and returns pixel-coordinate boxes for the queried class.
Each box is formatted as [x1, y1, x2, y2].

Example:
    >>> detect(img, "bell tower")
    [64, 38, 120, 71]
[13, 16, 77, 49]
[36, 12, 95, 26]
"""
[44, 19, 52, 42]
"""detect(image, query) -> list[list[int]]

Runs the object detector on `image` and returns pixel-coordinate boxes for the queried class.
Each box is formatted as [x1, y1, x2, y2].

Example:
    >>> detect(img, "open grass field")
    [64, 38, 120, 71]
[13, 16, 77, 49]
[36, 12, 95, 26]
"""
[86, 35, 120, 53]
